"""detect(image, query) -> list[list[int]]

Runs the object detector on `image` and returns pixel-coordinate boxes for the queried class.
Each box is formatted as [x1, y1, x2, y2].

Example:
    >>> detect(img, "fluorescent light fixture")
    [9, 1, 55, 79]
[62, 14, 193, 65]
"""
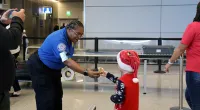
[76, 79, 84, 83]
[51, 0, 58, 2]
[105, 40, 151, 45]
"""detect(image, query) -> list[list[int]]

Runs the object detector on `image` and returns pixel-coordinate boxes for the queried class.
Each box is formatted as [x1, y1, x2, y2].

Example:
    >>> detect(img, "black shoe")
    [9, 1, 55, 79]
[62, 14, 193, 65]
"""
[10, 93, 20, 97]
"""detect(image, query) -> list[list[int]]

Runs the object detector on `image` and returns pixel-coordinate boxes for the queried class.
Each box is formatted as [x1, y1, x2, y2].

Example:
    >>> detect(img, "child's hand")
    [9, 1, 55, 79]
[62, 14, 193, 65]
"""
[101, 71, 108, 77]
[98, 67, 108, 77]
[98, 67, 104, 74]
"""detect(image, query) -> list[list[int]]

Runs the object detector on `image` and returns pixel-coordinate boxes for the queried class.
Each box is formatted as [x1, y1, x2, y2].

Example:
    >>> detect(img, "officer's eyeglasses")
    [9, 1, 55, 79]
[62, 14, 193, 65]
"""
[72, 29, 83, 38]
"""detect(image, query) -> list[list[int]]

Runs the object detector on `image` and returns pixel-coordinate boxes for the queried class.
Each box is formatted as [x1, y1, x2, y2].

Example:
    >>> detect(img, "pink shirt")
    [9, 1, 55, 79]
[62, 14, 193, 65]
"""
[181, 22, 200, 73]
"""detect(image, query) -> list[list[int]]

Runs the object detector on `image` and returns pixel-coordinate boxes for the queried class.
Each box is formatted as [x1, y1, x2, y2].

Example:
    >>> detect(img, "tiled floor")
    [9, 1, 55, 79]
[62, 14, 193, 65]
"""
[10, 64, 191, 110]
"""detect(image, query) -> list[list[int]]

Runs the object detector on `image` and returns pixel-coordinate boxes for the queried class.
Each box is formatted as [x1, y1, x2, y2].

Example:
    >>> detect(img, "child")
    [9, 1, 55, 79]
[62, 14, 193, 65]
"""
[101, 50, 140, 110]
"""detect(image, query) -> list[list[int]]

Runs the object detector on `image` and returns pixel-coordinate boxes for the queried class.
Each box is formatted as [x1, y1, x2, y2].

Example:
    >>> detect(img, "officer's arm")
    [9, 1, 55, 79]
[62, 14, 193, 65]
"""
[63, 59, 86, 74]
[55, 43, 86, 74]
[0, 17, 23, 49]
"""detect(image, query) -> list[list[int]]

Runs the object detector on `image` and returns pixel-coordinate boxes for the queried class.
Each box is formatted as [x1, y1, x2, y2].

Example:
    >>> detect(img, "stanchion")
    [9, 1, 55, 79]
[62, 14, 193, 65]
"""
[23, 37, 26, 61]
[170, 54, 190, 110]
[94, 37, 98, 91]
[143, 60, 147, 94]
[154, 38, 166, 74]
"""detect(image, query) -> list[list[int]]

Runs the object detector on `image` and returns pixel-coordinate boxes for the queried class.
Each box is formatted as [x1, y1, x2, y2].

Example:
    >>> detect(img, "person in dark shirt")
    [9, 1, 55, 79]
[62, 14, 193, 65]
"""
[9, 47, 21, 97]
[53, 24, 59, 31]
[60, 23, 65, 29]
[0, 9, 25, 110]
[6, 23, 22, 97]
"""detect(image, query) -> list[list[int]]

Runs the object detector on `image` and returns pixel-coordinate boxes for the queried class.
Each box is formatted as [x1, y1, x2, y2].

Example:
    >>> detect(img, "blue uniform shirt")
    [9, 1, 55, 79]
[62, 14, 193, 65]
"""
[38, 28, 74, 70]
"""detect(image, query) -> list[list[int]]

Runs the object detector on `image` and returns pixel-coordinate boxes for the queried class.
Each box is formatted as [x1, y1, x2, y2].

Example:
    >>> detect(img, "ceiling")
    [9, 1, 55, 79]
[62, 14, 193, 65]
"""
[58, 0, 83, 2]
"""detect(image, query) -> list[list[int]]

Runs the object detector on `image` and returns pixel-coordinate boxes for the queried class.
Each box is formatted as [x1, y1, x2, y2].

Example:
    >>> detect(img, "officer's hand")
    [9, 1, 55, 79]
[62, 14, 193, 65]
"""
[12, 9, 25, 22]
[0, 8, 17, 24]
[87, 69, 101, 78]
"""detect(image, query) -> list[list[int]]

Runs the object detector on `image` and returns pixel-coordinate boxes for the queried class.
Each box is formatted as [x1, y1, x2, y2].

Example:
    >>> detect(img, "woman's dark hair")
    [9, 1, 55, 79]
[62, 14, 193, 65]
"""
[193, 2, 200, 22]
[66, 20, 84, 29]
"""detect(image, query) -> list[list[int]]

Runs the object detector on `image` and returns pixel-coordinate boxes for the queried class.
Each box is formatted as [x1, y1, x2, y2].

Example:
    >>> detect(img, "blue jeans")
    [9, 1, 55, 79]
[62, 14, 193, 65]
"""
[185, 71, 200, 110]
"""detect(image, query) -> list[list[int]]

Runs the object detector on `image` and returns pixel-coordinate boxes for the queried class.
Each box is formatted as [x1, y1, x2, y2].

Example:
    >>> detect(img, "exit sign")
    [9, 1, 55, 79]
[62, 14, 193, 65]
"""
[66, 11, 71, 17]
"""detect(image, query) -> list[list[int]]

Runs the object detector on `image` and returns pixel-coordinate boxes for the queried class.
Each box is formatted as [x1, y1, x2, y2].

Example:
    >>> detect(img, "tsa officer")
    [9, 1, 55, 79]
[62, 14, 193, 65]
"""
[27, 20, 101, 110]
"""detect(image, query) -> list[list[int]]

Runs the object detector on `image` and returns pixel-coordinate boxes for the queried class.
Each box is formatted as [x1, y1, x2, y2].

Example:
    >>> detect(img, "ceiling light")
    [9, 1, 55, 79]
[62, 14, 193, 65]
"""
[51, 0, 58, 2]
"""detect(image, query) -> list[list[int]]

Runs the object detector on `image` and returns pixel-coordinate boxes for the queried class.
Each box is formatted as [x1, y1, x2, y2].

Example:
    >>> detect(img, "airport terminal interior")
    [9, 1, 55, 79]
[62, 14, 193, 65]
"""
[0, 0, 199, 110]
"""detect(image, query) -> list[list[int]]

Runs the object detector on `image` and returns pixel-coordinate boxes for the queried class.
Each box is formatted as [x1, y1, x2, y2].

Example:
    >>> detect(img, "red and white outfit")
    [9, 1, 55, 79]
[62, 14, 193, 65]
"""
[106, 50, 140, 110]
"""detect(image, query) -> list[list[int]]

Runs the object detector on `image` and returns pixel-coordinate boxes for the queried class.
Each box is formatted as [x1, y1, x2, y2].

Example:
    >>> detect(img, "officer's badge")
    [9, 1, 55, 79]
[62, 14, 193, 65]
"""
[57, 43, 66, 52]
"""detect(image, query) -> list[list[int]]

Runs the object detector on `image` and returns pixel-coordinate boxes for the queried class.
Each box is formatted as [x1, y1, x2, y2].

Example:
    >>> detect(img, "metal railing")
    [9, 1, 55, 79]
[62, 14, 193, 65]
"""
[170, 54, 190, 110]
[22, 37, 182, 72]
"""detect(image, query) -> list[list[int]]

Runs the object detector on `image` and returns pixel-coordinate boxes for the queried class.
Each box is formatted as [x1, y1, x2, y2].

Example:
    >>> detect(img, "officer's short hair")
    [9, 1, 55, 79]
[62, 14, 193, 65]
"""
[66, 20, 84, 29]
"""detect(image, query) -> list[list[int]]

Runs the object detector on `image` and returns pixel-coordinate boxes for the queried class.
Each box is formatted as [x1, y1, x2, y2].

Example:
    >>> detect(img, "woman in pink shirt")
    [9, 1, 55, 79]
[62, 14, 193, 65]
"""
[165, 2, 200, 110]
